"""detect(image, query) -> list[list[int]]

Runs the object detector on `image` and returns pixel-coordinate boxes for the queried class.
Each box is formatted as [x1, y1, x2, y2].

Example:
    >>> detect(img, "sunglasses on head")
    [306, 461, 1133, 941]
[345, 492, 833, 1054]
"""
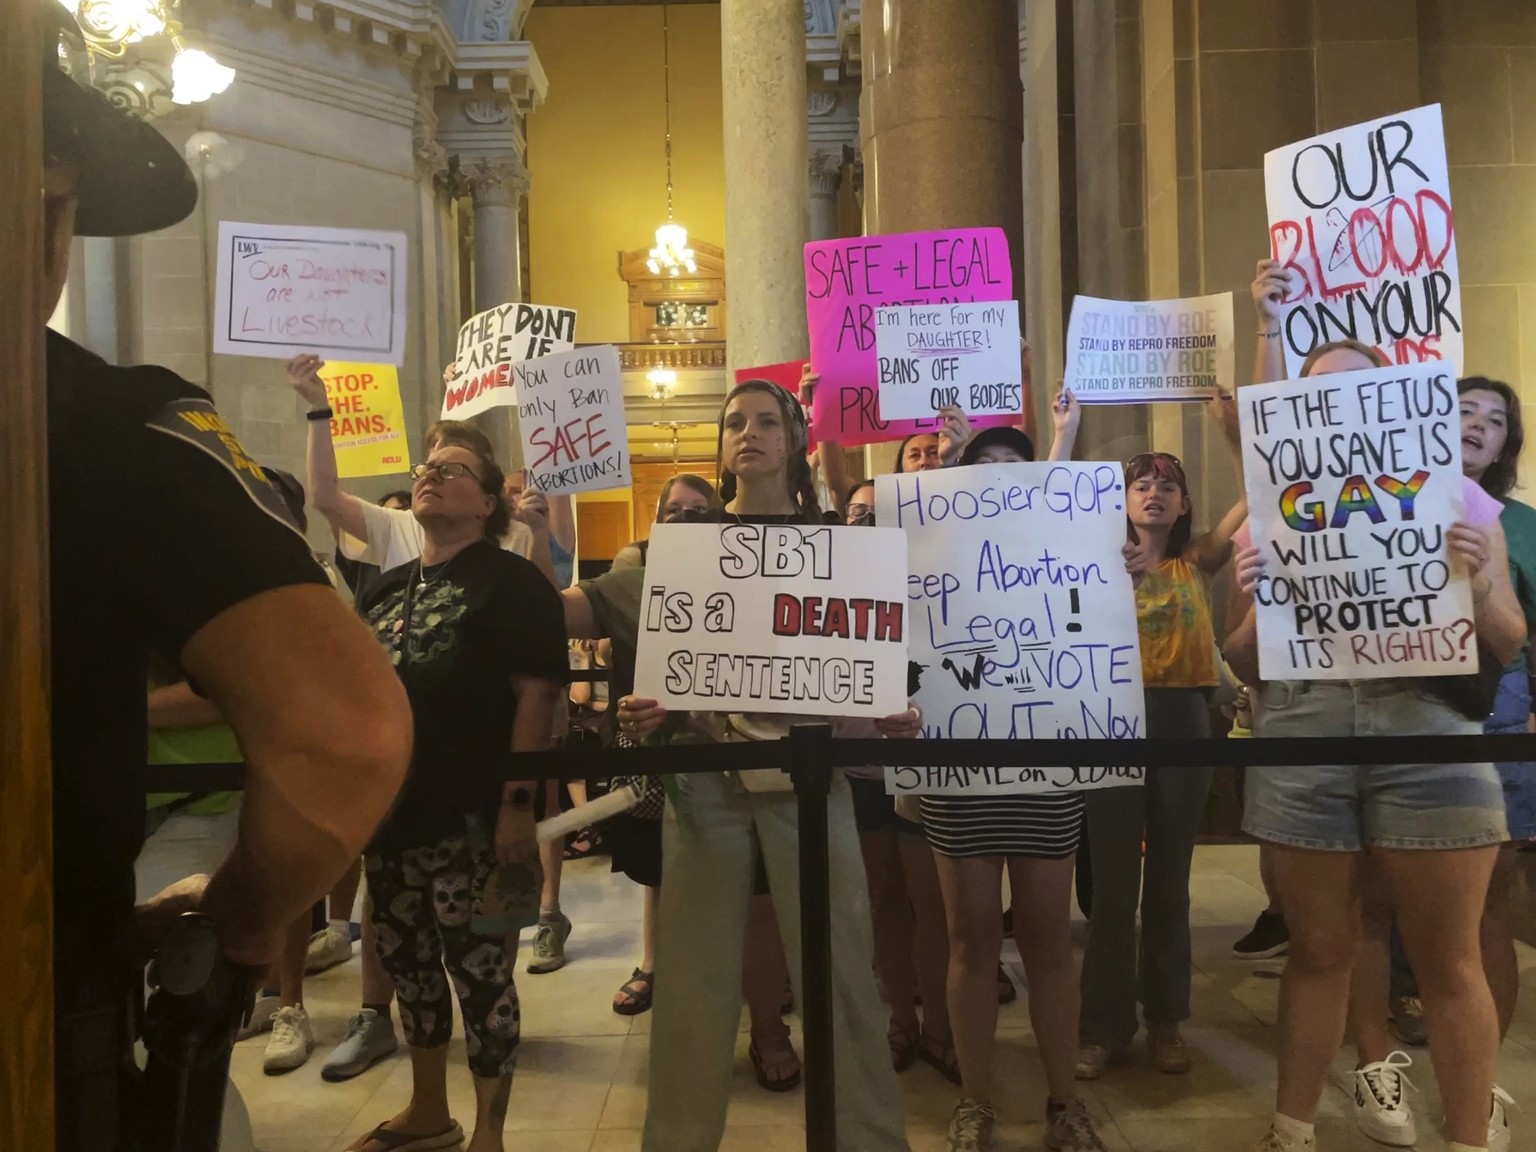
[1128, 451, 1184, 472]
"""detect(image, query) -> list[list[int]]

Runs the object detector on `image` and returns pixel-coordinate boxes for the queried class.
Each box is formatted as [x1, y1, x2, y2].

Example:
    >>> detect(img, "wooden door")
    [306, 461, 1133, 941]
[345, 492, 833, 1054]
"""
[1, 1, 55, 1149]
[575, 502, 634, 561]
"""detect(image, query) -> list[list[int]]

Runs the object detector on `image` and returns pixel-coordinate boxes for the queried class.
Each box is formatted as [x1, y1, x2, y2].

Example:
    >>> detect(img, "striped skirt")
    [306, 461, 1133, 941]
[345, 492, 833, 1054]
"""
[920, 791, 1086, 859]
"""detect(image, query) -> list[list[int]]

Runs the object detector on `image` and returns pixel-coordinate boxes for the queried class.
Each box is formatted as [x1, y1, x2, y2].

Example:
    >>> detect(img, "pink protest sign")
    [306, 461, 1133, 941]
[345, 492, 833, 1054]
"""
[805, 227, 1016, 447]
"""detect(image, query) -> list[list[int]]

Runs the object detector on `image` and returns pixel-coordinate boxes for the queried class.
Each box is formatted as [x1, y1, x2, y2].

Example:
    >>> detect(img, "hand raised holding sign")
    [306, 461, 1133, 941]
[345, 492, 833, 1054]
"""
[287, 354, 328, 408]
[874, 705, 924, 739]
[1251, 258, 1298, 331]
[936, 407, 973, 466]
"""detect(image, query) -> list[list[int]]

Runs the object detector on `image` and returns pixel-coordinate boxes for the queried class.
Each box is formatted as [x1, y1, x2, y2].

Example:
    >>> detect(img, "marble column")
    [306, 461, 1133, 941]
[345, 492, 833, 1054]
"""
[808, 150, 843, 242]
[464, 156, 529, 468]
[721, 0, 808, 374]
[860, 0, 1025, 277]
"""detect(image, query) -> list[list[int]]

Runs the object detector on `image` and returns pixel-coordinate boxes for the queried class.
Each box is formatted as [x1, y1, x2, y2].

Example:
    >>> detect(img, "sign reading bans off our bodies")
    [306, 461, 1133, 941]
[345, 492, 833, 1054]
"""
[874, 300, 1022, 420]
[213, 222, 408, 365]
[1064, 294, 1233, 404]
[316, 362, 410, 479]
[1240, 362, 1477, 681]
[1265, 104, 1461, 377]
[516, 345, 630, 496]
[633, 523, 910, 718]
[441, 302, 579, 420]
[805, 227, 1020, 446]
[876, 464, 1146, 796]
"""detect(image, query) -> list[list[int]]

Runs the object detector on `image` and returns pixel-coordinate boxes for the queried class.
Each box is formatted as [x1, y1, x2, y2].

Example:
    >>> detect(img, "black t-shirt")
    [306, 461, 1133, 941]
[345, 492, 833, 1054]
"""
[46, 331, 328, 1140]
[360, 538, 568, 849]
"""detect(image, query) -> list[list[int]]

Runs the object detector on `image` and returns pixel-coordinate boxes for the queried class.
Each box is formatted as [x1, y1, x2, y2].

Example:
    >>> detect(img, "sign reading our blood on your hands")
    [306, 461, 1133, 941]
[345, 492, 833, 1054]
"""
[804, 227, 1020, 447]
[1264, 104, 1461, 378]
[317, 361, 410, 478]
[441, 302, 579, 420]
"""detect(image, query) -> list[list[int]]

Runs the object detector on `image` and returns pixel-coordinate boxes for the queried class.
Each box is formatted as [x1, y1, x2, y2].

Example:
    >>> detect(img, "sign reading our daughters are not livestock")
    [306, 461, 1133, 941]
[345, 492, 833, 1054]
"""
[1064, 294, 1233, 404]
[517, 345, 630, 496]
[1239, 362, 1475, 681]
[875, 300, 1022, 420]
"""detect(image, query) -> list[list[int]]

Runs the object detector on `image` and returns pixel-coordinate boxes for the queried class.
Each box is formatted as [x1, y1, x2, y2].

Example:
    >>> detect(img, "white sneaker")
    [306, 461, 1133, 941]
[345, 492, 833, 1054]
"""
[1255, 1128, 1314, 1152]
[1488, 1085, 1516, 1152]
[1351, 1051, 1418, 1147]
[263, 1005, 315, 1074]
[304, 924, 353, 974]
[237, 991, 281, 1041]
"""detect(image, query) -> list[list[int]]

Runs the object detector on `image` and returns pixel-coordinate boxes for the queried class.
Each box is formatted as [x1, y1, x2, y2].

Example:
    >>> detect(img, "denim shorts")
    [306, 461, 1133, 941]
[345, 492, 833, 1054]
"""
[1244, 679, 1507, 852]
[1489, 667, 1536, 841]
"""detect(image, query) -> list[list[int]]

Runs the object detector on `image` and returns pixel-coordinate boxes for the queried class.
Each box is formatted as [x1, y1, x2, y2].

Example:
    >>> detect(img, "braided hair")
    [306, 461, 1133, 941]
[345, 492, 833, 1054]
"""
[715, 379, 825, 526]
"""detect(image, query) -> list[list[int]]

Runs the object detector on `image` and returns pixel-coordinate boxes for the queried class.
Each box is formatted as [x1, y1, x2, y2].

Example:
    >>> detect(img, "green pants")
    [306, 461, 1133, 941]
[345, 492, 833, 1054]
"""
[642, 771, 909, 1152]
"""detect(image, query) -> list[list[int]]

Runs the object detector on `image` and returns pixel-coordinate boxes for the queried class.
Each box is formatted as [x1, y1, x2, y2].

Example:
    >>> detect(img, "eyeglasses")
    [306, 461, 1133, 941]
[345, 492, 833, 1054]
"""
[846, 503, 874, 523]
[410, 462, 481, 483]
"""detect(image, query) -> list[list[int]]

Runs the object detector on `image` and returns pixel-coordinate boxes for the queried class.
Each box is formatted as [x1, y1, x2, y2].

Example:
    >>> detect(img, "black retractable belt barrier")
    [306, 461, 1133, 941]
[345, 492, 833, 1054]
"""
[146, 729, 1536, 1152]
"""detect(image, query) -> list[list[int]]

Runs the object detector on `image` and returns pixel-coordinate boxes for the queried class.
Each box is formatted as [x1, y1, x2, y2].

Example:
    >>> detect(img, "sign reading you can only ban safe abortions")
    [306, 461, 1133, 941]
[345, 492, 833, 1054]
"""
[876, 464, 1146, 796]
[633, 523, 909, 718]
[1064, 294, 1233, 404]
[1240, 361, 1474, 681]
[874, 300, 1023, 420]
[1265, 104, 1461, 377]
[805, 227, 1021, 446]
[214, 222, 409, 365]
[515, 345, 630, 496]
[440, 302, 579, 420]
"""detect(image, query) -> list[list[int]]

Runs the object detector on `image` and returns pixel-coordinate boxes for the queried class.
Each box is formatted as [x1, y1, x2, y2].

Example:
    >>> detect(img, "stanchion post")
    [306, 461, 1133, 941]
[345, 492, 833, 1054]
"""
[789, 722, 837, 1152]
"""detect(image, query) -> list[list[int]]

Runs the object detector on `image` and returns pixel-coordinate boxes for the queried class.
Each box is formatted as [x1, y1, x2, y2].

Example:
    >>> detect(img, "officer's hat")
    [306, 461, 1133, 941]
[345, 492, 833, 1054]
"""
[43, 5, 198, 237]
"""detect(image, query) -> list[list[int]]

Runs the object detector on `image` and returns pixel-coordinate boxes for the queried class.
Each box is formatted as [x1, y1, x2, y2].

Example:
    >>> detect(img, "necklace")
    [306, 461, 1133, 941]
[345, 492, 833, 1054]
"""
[391, 550, 462, 638]
[417, 552, 461, 587]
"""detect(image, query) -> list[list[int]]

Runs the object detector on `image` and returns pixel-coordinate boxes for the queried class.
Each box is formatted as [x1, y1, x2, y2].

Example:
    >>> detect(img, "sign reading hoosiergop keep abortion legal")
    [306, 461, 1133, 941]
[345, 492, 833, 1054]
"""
[876, 464, 1146, 795]
[1239, 362, 1475, 681]
[633, 523, 910, 718]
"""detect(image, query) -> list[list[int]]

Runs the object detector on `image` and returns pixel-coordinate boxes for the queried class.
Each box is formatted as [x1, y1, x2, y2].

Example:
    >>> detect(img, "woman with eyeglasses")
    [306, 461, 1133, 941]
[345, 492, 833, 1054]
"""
[1073, 393, 1246, 1085]
[344, 444, 568, 1152]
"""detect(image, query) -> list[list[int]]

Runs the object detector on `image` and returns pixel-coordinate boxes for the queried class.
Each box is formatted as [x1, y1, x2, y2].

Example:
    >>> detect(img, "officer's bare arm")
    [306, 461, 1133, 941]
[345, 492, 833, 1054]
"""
[180, 584, 411, 964]
[148, 681, 223, 728]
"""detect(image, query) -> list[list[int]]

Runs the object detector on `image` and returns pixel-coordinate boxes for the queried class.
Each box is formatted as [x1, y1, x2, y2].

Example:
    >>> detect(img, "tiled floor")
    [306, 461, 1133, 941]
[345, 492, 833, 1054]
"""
[229, 845, 1536, 1152]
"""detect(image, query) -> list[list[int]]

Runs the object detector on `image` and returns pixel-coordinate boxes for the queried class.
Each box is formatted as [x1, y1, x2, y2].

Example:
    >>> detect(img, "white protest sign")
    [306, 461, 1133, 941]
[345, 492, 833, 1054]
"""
[441, 302, 579, 420]
[875, 300, 1022, 419]
[633, 523, 909, 718]
[876, 464, 1145, 795]
[1064, 294, 1233, 404]
[1240, 362, 1474, 680]
[1265, 104, 1461, 377]
[213, 222, 408, 365]
[516, 345, 629, 496]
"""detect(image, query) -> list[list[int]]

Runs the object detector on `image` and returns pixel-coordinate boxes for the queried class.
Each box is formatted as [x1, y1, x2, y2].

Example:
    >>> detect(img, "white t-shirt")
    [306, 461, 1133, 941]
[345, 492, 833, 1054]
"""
[338, 502, 535, 569]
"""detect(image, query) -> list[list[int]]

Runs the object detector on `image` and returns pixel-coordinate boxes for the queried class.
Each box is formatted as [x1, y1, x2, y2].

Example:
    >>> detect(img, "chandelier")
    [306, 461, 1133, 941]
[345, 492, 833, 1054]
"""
[63, 0, 234, 106]
[645, 4, 696, 278]
[646, 368, 677, 403]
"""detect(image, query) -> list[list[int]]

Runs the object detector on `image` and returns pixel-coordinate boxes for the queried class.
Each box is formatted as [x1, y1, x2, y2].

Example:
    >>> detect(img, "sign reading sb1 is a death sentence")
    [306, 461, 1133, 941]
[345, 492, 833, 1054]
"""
[214, 222, 408, 365]
[1265, 104, 1461, 377]
[516, 345, 629, 496]
[805, 227, 1020, 447]
[875, 300, 1022, 420]
[1240, 362, 1474, 681]
[1064, 294, 1233, 404]
[440, 302, 579, 420]
[316, 362, 409, 479]
[633, 523, 909, 718]
[876, 464, 1145, 795]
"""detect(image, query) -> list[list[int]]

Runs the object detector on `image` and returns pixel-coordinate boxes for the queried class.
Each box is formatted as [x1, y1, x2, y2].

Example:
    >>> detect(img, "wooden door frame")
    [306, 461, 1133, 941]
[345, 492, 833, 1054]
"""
[1, 0, 55, 1148]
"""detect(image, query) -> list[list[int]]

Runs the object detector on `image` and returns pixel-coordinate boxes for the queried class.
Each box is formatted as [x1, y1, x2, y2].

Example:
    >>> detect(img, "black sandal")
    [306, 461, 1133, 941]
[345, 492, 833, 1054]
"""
[888, 1021, 920, 1072]
[564, 825, 602, 861]
[918, 1031, 963, 1086]
[612, 968, 654, 1016]
[750, 1036, 802, 1093]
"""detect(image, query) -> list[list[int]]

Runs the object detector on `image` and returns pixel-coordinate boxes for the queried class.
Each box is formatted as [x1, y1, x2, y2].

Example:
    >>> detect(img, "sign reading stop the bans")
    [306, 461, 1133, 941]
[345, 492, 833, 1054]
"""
[317, 361, 409, 478]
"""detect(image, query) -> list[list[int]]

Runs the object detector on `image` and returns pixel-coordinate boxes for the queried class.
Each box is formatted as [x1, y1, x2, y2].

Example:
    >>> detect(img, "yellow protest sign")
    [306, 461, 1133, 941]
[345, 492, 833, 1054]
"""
[318, 362, 410, 478]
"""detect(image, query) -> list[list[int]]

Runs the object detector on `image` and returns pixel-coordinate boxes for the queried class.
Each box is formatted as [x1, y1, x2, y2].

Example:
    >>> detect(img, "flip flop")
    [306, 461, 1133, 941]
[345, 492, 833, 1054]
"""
[346, 1120, 464, 1152]
[749, 1038, 802, 1093]
[613, 968, 654, 1016]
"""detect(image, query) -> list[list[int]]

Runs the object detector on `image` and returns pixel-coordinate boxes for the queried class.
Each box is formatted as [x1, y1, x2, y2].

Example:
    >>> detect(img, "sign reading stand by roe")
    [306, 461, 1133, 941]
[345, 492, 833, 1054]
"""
[877, 464, 1145, 795]
[1239, 362, 1475, 680]
[1265, 104, 1461, 377]
[805, 228, 1020, 446]
[441, 302, 579, 420]
[1064, 294, 1233, 404]
[517, 345, 630, 496]
[214, 222, 408, 365]
[875, 301, 1022, 420]
[633, 523, 910, 718]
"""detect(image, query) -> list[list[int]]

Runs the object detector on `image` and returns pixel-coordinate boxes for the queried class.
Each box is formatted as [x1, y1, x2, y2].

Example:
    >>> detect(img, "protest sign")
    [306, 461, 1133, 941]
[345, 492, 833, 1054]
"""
[876, 464, 1145, 795]
[316, 361, 409, 479]
[440, 302, 579, 420]
[805, 228, 1020, 446]
[1064, 294, 1232, 404]
[1265, 104, 1461, 376]
[875, 300, 1022, 420]
[214, 222, 408, 365]
[1239, 361, 1474, 680]
[516, 345, 630, 496]
[633, 523, 909, 718]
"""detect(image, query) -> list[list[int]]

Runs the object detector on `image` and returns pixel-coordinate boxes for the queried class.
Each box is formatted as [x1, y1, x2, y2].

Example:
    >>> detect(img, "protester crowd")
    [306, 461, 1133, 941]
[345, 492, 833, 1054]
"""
[126, 261, 1536, 1152]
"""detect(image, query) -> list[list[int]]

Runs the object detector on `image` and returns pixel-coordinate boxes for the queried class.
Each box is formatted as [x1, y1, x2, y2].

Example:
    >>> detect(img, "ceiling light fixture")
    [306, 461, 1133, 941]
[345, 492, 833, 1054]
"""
[645, 3, 696, 279]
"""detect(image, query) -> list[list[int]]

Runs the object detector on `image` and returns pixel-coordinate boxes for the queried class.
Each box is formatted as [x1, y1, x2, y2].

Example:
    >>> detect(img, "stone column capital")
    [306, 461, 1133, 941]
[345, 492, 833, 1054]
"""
[459, 155, 530, 206]
[809, 150, 843, 198]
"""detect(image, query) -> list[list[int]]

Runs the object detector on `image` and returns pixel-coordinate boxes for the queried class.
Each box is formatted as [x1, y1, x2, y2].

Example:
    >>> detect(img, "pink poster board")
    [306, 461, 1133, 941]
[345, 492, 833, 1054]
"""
[805, 227, 1017, 447]
[735, 359, 814, 451]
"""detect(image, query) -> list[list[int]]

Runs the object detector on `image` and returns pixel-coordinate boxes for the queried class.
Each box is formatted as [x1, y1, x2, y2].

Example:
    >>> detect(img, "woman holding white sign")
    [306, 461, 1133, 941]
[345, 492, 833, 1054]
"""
[616, 380, 918, 1152]
[1226, 328, 1526, 1152]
